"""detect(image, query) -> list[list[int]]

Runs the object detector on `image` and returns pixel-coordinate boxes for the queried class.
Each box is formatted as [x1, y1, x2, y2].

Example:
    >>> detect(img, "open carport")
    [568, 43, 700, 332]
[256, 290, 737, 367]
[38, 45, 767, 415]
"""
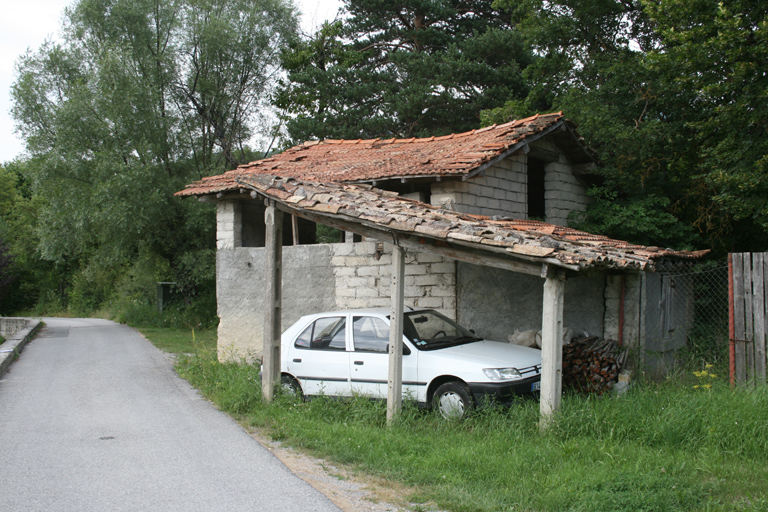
[221, 174, 705, 425]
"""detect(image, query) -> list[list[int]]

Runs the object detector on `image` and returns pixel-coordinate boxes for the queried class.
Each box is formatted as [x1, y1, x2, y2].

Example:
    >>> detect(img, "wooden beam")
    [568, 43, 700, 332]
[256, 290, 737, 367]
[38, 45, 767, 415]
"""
[387, 245, 406, 426]
[527, 146, 560, 163]
[540, 271, 566, 429]
[264, 201, 573, 277]
[291, 214, 299, 246]
[262, 203, 283, 403]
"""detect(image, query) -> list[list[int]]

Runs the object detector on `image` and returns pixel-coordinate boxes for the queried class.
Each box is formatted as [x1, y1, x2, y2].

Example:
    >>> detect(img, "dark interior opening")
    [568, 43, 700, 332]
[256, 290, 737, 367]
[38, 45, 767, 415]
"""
[527, 158, 546, 220]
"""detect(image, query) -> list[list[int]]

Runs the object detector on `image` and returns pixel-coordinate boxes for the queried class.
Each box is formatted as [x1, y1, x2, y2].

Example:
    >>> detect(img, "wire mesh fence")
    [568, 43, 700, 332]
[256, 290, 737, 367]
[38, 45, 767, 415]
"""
[644, 260, 730, 371]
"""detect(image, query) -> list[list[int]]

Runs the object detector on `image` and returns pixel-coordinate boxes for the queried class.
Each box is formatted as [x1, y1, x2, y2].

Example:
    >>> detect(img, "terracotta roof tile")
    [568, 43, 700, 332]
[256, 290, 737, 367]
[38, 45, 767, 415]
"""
[234, 175, 707, 272]
[177, 112, 596, 198]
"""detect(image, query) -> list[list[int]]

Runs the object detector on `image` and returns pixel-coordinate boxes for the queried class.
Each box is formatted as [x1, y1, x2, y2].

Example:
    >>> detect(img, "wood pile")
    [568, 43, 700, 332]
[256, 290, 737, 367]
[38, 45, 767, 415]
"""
[562, 336, 628, 394]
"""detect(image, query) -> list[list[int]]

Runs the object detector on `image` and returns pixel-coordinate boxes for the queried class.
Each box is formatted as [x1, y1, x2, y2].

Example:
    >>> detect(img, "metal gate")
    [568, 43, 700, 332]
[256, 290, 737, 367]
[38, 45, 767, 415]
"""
[729, 252, 768, 384]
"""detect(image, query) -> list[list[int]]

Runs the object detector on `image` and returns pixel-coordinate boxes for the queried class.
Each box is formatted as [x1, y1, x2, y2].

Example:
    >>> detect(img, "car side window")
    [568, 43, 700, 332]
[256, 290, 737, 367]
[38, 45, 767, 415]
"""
[295, 316, 347, 351]
[352, 316, 389, 353]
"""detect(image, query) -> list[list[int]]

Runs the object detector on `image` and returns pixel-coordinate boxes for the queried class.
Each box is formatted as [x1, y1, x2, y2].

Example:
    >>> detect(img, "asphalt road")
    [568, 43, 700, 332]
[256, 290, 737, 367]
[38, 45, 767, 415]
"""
[0, 318, 342, 512]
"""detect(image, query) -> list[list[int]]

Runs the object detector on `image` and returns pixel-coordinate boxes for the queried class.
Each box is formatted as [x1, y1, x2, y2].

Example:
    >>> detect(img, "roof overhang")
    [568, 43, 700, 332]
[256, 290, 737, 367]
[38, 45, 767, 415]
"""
[232, 175, 707, 276]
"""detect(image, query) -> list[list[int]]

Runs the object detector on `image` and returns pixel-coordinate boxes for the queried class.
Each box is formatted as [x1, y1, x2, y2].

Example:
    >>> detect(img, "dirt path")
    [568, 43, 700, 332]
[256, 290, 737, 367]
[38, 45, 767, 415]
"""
[246, 428, 424, 512]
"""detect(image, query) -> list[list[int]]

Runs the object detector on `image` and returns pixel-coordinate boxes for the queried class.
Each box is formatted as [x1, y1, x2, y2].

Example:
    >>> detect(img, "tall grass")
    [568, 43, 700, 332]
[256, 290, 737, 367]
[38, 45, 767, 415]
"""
[175, 352, 768, 512]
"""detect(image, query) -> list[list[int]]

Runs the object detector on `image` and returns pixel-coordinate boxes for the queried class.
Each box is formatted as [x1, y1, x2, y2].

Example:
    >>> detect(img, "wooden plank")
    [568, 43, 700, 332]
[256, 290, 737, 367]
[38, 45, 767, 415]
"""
[387, 245, 405, 426]
[764, 253, 768, 382]
[754, 253, 766, 382]
[733, 254, 746, 383]
[291, 214, 299, 246]
[745, 254, 755, 382]
[262, 204, 283, 403]
[540, 272, 566, 429]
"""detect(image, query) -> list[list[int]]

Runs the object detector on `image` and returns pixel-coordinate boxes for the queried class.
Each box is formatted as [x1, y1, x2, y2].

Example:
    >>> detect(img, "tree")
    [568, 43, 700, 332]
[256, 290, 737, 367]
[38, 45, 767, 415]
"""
[642, 0, 768, 247]
[10, 0, 298, 315]
[485, 0, 768, 252]
[276, 0, 534, 142]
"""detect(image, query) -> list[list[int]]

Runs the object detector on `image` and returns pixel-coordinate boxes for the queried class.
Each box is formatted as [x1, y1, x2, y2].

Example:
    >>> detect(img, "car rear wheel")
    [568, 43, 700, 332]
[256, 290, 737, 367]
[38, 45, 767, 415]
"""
[433, 381, 474, 420]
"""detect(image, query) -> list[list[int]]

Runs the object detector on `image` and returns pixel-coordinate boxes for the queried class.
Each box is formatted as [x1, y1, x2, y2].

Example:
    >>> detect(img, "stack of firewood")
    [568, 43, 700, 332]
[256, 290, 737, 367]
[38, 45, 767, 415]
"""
[562, 336, 628, 394]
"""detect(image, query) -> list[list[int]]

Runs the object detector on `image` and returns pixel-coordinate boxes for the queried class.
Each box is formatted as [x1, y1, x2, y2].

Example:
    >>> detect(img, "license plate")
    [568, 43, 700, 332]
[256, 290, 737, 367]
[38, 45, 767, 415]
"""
[531, 381, 541, 392]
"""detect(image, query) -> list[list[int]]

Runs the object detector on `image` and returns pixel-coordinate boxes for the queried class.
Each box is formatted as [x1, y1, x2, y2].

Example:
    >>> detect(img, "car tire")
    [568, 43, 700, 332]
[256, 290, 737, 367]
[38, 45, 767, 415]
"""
[280, 374, 303, 398]
[433, 381, 474, 420]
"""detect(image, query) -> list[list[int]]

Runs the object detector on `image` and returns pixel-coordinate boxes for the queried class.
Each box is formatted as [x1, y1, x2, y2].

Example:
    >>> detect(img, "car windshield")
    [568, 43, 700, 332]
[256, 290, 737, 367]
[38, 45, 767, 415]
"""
[401, 310, 482, 350]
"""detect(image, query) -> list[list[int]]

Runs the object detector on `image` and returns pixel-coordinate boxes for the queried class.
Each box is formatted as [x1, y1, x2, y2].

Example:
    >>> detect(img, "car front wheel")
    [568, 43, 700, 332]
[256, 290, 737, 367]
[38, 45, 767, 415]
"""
[433, 381, 474, 420]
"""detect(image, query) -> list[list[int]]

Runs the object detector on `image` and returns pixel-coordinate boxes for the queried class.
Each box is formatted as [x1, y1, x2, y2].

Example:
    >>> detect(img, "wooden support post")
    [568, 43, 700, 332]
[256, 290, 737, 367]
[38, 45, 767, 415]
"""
[262, 203, 283, 403]
[540, 272, 565, 429]
[387, 245, 406, 426]
[291, 214, 299, 246]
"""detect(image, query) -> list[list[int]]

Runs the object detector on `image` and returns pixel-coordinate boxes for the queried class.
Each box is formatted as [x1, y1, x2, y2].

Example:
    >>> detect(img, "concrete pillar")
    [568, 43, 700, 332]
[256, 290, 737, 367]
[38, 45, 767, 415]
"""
[387, 245, 406, 425]
[262, 203, 283, 403]
[540, 273, 566, 428]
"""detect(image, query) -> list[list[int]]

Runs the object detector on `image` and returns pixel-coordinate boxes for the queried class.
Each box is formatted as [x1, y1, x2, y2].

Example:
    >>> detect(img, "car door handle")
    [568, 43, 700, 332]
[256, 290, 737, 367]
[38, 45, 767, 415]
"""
[293, 358, 302, 363]
[354, 360, 364, 365]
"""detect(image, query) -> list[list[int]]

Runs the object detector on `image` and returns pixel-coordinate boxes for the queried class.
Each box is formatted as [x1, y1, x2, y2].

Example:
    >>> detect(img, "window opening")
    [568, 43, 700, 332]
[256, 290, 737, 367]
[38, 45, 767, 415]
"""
[527, 157, 546, 220]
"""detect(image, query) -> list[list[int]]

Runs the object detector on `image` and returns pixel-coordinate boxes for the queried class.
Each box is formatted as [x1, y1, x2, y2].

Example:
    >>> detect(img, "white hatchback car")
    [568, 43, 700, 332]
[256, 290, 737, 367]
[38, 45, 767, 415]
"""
[279, 308, 542, 419]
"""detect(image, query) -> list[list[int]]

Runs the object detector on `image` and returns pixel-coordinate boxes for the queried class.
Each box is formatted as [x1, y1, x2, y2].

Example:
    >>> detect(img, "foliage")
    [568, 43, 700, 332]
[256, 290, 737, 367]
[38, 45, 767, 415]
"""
[7, 0, 298, 317]
[485, 0, 768, 253]
[0, 237, 14, 307]
[275, 0, 534, 143]
[172, 347, 768, 512]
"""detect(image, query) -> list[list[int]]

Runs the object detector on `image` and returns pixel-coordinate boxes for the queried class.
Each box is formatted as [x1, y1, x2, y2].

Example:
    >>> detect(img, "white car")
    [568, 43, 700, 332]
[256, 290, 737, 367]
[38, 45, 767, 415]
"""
[279, 308, 541, 419]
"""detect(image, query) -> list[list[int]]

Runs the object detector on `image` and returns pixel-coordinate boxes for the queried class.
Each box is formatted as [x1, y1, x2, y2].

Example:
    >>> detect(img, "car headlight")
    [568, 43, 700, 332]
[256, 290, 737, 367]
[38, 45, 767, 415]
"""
[483, 368, 522, 380]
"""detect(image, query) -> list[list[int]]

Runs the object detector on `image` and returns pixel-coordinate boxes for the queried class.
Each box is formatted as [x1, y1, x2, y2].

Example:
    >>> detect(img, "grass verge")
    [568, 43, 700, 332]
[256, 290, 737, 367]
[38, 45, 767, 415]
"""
[135, 327, 217, 355]
[142, 329, 768, 512]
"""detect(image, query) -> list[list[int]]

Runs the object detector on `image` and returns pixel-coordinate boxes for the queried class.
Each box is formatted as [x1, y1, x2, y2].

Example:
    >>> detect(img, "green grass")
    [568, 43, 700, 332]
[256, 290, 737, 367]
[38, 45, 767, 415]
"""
[140, 328, 768, 512]
[136, 327, 217, 355]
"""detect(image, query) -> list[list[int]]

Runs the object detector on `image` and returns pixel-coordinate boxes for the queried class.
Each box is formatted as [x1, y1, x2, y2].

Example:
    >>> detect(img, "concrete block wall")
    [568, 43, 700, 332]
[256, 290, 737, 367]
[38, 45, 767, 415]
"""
[217, 200, 242, 250]
[331, 241, 456, 315]
[216, 239, 456, 362]
[430, 148, 589, 227]
[431, 155, 527, 218]
[544, 163, 589, 227]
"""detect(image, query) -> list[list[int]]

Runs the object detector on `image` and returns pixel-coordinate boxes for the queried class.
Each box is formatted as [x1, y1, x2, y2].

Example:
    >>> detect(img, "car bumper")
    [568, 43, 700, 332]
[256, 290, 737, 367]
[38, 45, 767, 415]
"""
[467, 376, 541, 405]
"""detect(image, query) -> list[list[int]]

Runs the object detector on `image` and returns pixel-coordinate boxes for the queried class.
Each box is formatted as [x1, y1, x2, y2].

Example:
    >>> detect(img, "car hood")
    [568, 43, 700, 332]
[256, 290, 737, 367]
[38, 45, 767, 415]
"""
[429, 340, 542, 370]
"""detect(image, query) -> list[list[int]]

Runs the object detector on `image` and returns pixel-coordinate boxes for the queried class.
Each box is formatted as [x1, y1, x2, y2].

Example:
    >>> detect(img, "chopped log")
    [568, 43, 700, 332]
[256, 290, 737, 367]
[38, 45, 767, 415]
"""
[561, 337, 626, 394]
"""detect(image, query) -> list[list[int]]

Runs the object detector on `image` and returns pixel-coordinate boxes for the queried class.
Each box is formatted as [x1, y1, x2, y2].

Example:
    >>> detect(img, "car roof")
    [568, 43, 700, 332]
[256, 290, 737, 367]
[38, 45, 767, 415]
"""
[301, 307, 430, 318]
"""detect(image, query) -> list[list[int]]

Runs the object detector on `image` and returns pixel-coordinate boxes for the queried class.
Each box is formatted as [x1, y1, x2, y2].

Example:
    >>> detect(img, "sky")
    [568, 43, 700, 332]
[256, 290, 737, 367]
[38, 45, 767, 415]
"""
[0, 0, 343, 164]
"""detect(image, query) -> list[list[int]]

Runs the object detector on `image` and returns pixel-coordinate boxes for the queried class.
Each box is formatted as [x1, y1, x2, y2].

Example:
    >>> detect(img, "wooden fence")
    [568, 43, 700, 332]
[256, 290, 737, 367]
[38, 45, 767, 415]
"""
[729, 252, 767, 384]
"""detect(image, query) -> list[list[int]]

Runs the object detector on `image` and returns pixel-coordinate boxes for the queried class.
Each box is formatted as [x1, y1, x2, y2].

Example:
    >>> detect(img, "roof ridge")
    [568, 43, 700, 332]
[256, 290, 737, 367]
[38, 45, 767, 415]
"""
[307, 112, 564, 147]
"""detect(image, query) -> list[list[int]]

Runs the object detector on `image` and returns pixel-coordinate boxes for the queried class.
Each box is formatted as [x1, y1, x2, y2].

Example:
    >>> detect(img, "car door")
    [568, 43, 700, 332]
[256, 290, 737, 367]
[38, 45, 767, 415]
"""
[288, 315, 352, 397]
[350, 315, 418, 400]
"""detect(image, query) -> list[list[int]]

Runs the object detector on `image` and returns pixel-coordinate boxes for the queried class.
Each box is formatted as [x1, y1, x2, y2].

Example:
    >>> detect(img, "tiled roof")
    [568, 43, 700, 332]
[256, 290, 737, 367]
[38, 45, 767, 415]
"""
[177, 113, 597, 198]
[236, 175, 708, 272]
